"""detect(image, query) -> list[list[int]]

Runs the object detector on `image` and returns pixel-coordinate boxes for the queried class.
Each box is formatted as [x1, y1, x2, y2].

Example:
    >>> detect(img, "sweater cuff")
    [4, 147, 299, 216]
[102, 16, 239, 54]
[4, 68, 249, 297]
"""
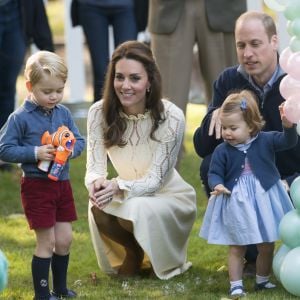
[34, 146, 38, 161]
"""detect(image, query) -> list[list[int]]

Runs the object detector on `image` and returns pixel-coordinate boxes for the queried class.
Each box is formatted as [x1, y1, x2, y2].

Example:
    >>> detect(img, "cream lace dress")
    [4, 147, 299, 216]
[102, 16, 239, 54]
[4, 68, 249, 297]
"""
[85, 99, 197, 279]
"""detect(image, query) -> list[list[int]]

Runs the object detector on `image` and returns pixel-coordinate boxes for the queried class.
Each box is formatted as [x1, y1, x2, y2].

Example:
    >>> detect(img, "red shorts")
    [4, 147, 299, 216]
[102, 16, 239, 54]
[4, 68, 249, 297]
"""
[21, 177, 77, 230]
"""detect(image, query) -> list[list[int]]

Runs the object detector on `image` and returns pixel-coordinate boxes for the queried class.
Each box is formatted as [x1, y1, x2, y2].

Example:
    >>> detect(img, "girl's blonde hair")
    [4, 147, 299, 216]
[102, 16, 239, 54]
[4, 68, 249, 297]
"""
[220, 90, 265, 136]
[24, 51, 68, 86]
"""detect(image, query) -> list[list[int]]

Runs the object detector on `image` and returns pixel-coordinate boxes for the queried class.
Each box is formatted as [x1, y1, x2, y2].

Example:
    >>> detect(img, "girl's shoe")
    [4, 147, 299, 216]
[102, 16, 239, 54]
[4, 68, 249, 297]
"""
[254, 281, 276, 291]
[229, 285, 246, 299]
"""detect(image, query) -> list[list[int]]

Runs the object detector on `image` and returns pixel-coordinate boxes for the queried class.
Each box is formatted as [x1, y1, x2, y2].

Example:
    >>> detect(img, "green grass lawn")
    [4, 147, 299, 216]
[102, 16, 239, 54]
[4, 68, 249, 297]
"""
[0, 104, 297, 299]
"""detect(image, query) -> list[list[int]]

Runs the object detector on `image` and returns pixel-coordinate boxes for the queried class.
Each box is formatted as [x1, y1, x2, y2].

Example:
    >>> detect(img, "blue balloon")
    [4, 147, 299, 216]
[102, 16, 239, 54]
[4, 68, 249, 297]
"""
[289, 36, 300, 52]
[279, 209, 300, 248]
[0, 250, 8, 292]
[284, 0, 300, 21]
[290, 176, 300, 210]
[280, 247, 300, 296]
[273, 244, 291, 280]
[291, 18, 300, 37]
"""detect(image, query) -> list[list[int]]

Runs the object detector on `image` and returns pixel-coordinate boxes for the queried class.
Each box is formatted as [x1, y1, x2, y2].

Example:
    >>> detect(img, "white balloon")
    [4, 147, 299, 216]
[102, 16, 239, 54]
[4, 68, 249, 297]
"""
[287, 51, 300, 79]
[296, 122, 300, 135]
[280, 47, 293, 73]
[279, 74, 300, 99]
[264, 0, 286, 11]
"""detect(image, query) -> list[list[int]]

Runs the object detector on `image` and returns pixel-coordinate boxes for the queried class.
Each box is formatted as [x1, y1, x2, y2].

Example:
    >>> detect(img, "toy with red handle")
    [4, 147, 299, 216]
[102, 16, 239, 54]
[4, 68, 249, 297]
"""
[38, 126, 76, 181]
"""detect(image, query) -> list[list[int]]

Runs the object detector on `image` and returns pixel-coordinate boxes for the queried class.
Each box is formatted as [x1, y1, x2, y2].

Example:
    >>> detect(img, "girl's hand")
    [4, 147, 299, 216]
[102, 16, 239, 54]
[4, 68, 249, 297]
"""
[281, 179, 290, 192]
[279, 103, 294, 128]
[37, 144, 55, 161]
[210, 184, 231, 196]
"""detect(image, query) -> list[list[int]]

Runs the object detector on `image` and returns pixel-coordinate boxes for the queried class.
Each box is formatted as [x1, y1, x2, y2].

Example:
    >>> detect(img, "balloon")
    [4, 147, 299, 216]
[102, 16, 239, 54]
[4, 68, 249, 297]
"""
[297, 122, 300, 135]
[280, 247, 300, 296]
[289, 36, 300, 52]
[290, 176, 300, 210]
[279, 209, 300, 248]
[279, 47, 293, 73]
[287, 51, 300, 80]
[0, 250, 8, 292]
[284, 0, 300, 21]
[283, 96, 300, 123]
[291, 18, 300, 37]
[264, 0, 286, 11]
[287, 20, 294, 36]
[272, 244, 291, 280]
[279, 75, 300, 99]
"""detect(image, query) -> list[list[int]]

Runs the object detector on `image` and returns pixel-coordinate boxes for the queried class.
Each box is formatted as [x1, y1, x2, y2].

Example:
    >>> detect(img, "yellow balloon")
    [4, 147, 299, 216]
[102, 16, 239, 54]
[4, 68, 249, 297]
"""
[264, 0, 286, 11]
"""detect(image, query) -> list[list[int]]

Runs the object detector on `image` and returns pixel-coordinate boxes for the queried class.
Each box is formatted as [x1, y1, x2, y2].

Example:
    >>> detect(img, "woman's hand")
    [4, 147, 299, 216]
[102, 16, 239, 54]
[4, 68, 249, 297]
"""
[88, 178, 121, 209]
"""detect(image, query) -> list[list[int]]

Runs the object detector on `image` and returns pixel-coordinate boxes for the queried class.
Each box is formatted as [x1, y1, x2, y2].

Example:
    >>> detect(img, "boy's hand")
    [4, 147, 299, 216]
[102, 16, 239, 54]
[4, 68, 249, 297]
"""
[37, 144, 55, 161]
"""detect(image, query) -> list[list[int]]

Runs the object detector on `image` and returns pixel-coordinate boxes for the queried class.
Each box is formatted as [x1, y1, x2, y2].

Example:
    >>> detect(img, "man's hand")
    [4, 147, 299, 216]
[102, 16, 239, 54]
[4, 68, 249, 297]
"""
[209, 108, 222, 139]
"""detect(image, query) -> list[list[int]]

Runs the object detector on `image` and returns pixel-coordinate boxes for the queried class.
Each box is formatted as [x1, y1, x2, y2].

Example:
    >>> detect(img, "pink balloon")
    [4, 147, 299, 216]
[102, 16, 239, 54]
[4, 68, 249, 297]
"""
[279, 75, 300, 99]
[287, 51, 300, 79]
[283, 96, 300, 123]
[280, 47, 293, 72]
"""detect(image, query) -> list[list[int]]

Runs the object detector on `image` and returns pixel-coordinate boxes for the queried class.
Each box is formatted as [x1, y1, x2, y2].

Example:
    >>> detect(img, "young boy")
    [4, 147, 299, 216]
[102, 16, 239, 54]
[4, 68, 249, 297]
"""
[0, 51, 85, 300]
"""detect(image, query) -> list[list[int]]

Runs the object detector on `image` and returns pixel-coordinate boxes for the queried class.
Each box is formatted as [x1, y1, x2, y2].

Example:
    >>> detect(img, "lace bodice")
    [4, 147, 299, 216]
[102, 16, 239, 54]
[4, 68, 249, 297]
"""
[85, 99, 185, 199]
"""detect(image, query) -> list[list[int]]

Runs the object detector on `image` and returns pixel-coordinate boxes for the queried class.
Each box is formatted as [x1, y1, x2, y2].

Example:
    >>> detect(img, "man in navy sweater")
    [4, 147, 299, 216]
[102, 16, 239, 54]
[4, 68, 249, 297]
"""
[193, 11, 300, 272]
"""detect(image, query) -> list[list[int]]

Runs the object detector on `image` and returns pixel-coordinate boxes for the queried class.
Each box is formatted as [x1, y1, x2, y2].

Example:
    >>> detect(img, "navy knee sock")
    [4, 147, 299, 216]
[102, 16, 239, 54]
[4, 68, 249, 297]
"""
[31, 255, 51, 298]
[51, 253, 69, 294]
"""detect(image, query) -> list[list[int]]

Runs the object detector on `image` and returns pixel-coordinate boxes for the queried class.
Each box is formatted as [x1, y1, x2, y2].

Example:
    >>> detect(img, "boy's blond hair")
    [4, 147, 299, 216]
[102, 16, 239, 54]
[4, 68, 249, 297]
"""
[24, 51, 68, 86]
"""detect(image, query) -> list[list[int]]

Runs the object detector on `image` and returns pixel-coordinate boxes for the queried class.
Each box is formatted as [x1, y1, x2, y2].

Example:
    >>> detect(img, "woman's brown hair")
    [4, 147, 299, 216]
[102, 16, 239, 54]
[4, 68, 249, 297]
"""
[102, 41, 164, 148]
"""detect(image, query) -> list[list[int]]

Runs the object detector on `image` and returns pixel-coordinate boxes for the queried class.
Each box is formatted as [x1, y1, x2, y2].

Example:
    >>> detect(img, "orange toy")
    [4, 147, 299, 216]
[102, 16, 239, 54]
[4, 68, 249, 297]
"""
[38, 126, 76, 181]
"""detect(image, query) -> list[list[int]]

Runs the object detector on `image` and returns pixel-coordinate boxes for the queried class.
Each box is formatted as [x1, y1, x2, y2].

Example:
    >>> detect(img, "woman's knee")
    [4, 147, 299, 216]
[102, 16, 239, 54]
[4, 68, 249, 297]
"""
[91, 206, 113, 229]
[118, 218, 133, 233]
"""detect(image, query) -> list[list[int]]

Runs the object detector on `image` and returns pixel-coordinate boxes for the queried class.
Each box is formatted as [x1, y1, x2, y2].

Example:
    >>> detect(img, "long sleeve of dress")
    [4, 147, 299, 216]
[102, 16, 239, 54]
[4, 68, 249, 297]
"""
[85, 100, 185, 200]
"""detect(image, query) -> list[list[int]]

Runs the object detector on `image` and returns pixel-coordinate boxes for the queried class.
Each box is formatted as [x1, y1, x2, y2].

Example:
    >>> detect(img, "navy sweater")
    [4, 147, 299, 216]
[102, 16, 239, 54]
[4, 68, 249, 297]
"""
[193, 65, 300, 186]
[209, 129, 297, 191]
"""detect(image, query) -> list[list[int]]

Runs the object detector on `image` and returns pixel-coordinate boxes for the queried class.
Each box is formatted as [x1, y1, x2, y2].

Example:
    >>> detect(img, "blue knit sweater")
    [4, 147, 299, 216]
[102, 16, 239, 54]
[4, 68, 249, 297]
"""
[208, 128, 297, 191]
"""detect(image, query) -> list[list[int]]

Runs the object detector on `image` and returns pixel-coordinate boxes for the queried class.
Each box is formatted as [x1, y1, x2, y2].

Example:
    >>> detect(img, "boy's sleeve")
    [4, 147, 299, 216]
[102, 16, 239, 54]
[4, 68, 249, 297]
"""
[66, 109, 85, 158]
[0, 115, 36, 163]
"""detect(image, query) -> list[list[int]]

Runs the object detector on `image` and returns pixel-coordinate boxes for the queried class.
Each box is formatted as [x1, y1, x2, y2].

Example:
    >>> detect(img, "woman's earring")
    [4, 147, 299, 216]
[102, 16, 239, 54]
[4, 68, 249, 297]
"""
[147, 87, 150, 93]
